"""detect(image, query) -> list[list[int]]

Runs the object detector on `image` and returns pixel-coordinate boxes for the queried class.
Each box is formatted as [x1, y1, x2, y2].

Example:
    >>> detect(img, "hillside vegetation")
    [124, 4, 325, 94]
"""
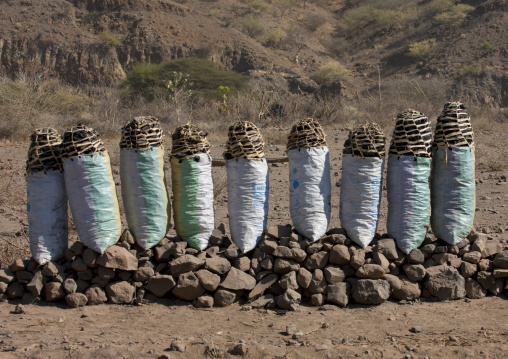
[0, 0, 506, 139]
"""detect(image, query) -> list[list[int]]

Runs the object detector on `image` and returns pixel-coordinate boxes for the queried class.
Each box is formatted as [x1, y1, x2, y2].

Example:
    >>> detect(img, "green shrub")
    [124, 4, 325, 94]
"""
[99, 31, 123, 47]
[265, 27, 286, 47]
[243, 15, 267, 37]
[408, 38, 436, 58]
[434, 4, 474, 26]
[123, 58, 251, 101]
[460, 60, 484, 75]
[312, 61, 350, 85]
[481, 40, 496, 53]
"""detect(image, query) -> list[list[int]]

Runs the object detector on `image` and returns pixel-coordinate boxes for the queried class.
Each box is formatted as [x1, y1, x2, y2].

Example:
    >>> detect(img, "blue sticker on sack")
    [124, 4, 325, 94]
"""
[293, 180, 299, 189]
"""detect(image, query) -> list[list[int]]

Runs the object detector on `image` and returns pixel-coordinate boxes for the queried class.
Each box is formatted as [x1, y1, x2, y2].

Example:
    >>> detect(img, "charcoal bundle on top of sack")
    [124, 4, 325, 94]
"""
[431, 102, 475, 244]
[61, 125, 121, 253]
[223, 121, 269, 252]
[170, 124, 214, 251]
[26, 128, 68, 265]
[340, 123, 385, 248]
[120, 117, 170, 250]
[286, 119, 331, 242]
[387, 110, 432, 254]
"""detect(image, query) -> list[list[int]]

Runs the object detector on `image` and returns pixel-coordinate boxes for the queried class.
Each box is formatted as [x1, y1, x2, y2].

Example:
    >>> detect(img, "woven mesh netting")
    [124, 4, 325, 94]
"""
[433, 102, 474, 147]
[26, 128, 63, 174]
[223, 121, 265, 160]
[120, 116, 164, 150]
[343, 123, 386, 158]
[389, 109, 432, 157]
[61, 124, 105, 159]
[171, 124, 210, 159]
[286, 118, 327, 151]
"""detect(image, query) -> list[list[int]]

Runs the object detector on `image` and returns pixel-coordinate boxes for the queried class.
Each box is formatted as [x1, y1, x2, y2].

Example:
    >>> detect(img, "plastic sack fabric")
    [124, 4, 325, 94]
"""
[120, 147, 170, 250]
[431, 147, 475, 244]
[288, 147, 331, 241]
[63, 151, 122, 253]
[171, 153, 214, 251]
[340, 154, 384, 248]
[26, 171, 68, 265]
[227, 158, 269, 252]
[387, 155, 431, 254]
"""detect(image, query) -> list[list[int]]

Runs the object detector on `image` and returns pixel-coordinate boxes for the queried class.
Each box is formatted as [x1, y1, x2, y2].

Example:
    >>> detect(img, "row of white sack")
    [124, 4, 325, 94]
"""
[27, 145, 474, 265]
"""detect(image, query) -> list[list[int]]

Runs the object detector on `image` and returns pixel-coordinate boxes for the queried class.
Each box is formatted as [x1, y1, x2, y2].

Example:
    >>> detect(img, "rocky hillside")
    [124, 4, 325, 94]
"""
[0, 0, 507, 105]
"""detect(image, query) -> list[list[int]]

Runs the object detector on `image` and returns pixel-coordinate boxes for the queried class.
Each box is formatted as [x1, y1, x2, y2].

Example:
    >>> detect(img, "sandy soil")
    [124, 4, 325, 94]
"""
[0, 128, 507, 358]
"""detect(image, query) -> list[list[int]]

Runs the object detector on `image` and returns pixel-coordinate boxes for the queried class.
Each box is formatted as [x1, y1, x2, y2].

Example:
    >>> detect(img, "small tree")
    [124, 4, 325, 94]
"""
[408, 38, 436, 59]
[312, 61, 351, 85]
[217, 86, 234, 113]
[434, 4, 474, 27]
[164, 71, 192, 122]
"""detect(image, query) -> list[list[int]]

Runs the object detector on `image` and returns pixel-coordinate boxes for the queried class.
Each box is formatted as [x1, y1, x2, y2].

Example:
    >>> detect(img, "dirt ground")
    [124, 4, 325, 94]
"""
[0, 127, 507, 358]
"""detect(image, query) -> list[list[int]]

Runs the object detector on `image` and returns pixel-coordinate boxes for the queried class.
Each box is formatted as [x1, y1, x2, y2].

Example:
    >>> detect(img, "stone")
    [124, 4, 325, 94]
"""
[424, 265, 465, 300]
[92, 275, 110, 288]
[0, 268, 15, 284]
[304, 251, 329, 271]
[290, 248, 307, 262]
[324, 265, 346, 284]
[460, 262, 477, 278]
[476, 271, 504, 295]
[351, 279, 391, 305]
[220, 267, 256, 291]
[410, 326, 423, 333]
[193, 294, 214, 308]
[273, 258, 300, 275]
[71, 257, 88, 272]
[146, 275, 176, 297]
[119, 229, 135, 246]
[117, 271, 131, 281]
[230, 343, 248, 356]
[173, 272, 205, 301]
[26, 270, 45, 297]
[482, 239, 502, 258]
[196, 269, 221, 292]
[308, 269, 327, 294]
[383, 274, 402, 291]
[285, 323, 298, 335]
[6, 282, 25, 299]
[70, 241, 86, 255]
[306, 242, 323, 255]
[205, 246, 219, 258]
[374, 238, 398, 260]
[85, 285, 108, 305]
[209, 229, 224, 246]
[77, 269, 93, 281]
[0, 282, 7, 295]
[327, 282, 350, 307]
[478, 259, 492, 272]
[279, 271, 299, 291]
[372, 251, 390, 272]
[98, 266, 115, 280]
[272, 246, 293, 258]
[248, 273, 278, 301]
[407, 249, 426, 264]
[392, 276, 421, 301]
[42, 262, 64, 278]
[169, 255, 205, 277]
[63, 278, 77, 294]
[465, 278, 487, 299]
[233, 257, 251, 272]
[258, 238, 278, 254]
[106, 281, 135, 304]
[214, 289, 236, 307]
[65, 293, 88, 308]
[171, 241, 188, 258]
[356, 264, 385, 279]
[96, 246, 138, 271]
[266, 225, 292, 239]
[493, 269, 508, 278]
[44, 282, 65, 301]
[329, 244, 350, 265]
[204, 257, 232, 275]
[170, 339, 186, 352]
[133, 267, 154, 282]
[277, 289, 301, 311]
[260, 257, 274, 271]
[350, 248, 365, 269]
[310, 293, 326, 306]
[153, 242, 174, 262]
[403, 264, 426, 282]
[10, 258, 25, 272]
[493, 251, 508, 269]
[297, 268, 312, 289]
[76, 279, 91, 293]
[250, 294, 275, 308]
[462, 251, 482, 264]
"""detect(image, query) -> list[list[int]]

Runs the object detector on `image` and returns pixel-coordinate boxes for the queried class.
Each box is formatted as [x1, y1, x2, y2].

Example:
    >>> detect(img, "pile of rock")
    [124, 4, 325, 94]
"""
[1, 225, 507, 310]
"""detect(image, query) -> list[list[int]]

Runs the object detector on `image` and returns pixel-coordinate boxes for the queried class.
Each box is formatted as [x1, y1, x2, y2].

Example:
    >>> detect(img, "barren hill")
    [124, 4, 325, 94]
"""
[0, 0, 507, 105]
